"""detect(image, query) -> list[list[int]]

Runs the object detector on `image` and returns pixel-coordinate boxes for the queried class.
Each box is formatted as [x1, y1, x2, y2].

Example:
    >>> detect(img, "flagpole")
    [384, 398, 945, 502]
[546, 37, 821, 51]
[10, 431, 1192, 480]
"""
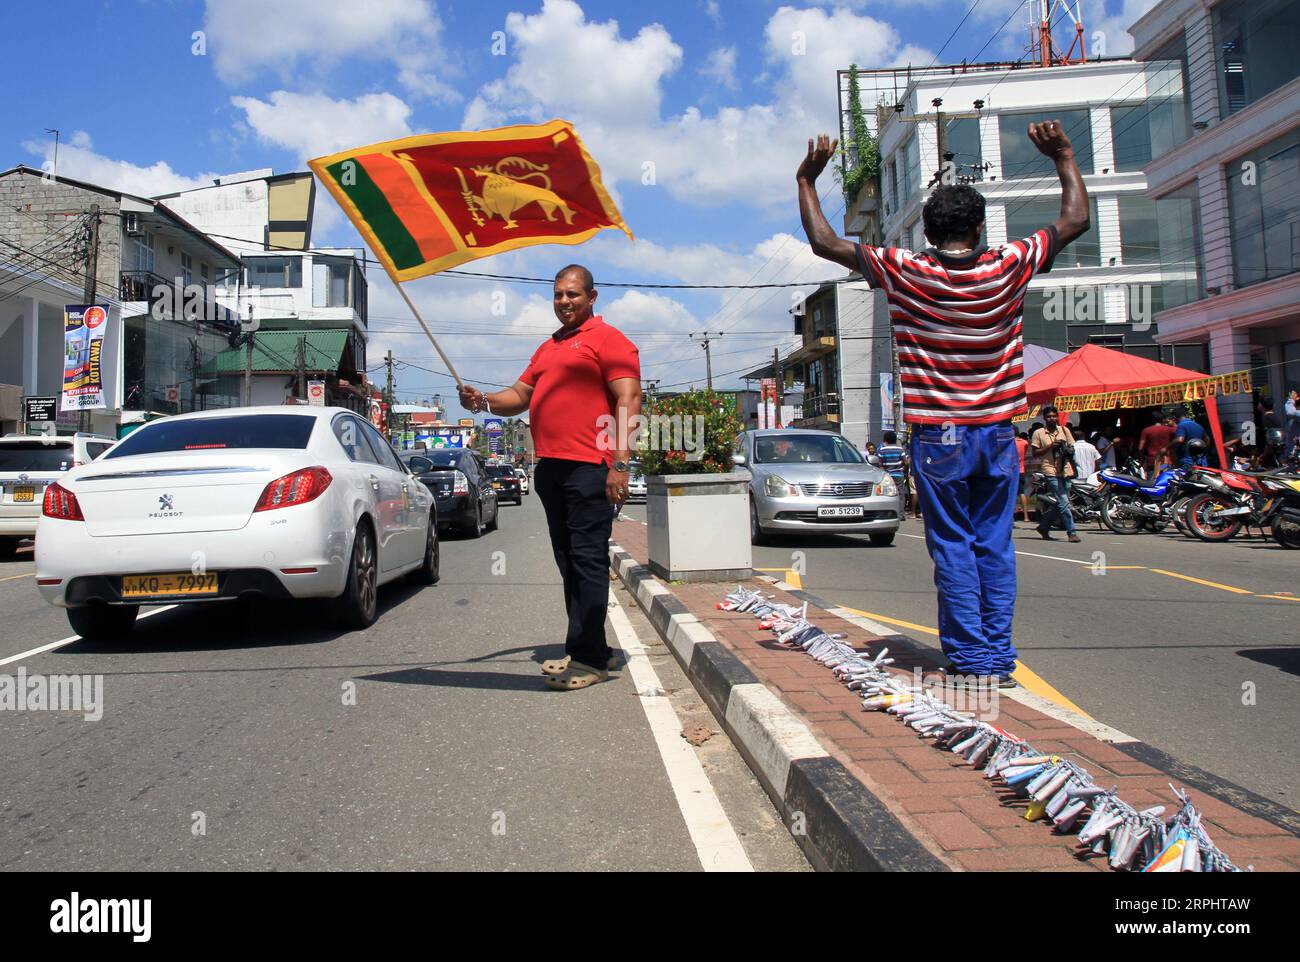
[395, 280, 465, 390]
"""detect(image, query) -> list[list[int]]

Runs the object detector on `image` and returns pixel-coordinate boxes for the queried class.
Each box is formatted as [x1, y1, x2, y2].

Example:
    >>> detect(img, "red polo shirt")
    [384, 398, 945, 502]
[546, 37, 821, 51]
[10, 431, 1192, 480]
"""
[520, 315, 640, 465]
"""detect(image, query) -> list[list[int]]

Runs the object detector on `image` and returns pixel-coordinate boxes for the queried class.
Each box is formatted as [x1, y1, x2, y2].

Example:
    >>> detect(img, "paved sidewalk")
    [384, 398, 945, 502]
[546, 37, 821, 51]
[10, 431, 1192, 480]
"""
[610, 517, 1300, 871]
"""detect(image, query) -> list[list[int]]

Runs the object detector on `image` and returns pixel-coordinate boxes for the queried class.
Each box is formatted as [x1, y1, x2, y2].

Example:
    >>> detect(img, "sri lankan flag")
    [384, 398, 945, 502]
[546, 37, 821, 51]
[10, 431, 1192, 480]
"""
[308, 120, 632, 282]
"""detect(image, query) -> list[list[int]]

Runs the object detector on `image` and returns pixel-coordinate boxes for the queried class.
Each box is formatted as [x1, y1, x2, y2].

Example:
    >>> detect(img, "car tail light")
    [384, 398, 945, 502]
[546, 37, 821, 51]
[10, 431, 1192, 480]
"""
[42, 481, 84, 521]
[453, 471, 470, 495]
[254, 466, 332, 512]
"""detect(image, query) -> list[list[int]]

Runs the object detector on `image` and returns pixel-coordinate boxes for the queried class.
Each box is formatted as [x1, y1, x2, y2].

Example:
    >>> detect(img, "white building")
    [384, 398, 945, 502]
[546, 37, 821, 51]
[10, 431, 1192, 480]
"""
[1128, 0, 1300, 424]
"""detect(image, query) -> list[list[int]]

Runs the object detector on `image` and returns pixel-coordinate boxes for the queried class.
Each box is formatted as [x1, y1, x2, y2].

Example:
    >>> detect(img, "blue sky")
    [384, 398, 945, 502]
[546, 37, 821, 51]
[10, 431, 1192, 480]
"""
[4, 0, 1154, 413]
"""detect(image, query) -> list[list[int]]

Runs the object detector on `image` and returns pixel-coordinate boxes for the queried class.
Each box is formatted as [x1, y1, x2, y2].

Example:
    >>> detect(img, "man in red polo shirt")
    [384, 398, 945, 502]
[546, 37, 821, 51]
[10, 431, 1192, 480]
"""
[459, 264, 642, 691]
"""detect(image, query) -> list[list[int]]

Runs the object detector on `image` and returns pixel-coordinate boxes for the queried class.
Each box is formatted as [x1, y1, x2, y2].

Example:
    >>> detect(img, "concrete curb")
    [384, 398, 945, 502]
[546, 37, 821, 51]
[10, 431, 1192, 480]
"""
[610, 543, 948, 873]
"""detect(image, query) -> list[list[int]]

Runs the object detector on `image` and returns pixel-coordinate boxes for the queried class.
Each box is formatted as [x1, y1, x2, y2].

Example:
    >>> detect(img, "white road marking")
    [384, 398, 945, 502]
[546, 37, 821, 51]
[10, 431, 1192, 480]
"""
[606, 588, 753, 872]
[0, 605, 177, 668]
[900, 532, 1095, 566]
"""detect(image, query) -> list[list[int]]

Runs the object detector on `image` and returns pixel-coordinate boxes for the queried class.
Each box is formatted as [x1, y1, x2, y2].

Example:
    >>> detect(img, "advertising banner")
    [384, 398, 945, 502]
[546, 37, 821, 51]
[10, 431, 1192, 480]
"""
[879, 373, 895, 431]
[484, 418, 504, 435]
[307, 380, 326, 406]
[61, 304, 109, 411]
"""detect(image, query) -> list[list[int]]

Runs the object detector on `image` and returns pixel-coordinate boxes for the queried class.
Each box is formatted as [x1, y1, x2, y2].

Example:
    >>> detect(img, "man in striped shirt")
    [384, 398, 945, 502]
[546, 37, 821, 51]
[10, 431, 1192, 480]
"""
[796, 122, 1090, 686]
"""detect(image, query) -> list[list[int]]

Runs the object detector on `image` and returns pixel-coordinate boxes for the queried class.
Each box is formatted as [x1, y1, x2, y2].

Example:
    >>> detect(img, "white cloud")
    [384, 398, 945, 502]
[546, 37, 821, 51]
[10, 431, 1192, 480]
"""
[21, 131, 224, 197]
[230, 91, 414, 161]
[703, 0, 722, 26]
[700, 47, 739, 91]
[462, 0, 931, 209]
[202, 0, 460, 102]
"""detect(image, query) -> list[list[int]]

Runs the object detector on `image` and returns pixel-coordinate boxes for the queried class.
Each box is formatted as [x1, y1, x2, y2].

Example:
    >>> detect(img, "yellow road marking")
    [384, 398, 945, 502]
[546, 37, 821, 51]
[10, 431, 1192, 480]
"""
[1011, 660, 1092, 718]
[755, 567, 803, 589]
[840, 605, 939, 637]
[840, 604, 1090, 717]
[1148, 569, 1253, 594]
[1257, 594, 1300, 603]
[0, 572, 34, 583]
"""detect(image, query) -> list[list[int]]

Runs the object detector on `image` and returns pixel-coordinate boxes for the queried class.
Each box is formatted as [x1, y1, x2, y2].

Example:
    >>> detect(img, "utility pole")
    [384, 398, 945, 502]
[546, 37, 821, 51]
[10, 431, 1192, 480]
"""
[45, 128, 60, 180]
[79, 205, 100, 432]
[772, 348, 785, 429]
[384, 350, 395, 437]
[295, 335, 307, 402]
[689, 331, 723, 390]
[890, 98, 983, 189]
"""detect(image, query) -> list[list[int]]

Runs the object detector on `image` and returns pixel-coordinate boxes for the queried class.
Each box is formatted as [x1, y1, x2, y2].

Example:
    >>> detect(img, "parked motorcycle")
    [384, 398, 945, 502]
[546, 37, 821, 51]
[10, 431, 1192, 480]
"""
[1097, 465, 1182, 535]
[1185, 470, 1300, 545]
[1030, 472, 1103, 530]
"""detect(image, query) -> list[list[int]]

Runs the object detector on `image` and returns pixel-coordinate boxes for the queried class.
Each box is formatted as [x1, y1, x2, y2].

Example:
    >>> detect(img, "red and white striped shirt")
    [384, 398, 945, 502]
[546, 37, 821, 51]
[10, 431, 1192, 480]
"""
[855, 227, 1057, 425]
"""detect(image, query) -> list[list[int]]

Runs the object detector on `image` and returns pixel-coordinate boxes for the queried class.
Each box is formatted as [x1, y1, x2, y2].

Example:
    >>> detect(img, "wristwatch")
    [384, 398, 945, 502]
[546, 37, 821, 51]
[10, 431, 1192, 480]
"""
[612, 459, 630, 472]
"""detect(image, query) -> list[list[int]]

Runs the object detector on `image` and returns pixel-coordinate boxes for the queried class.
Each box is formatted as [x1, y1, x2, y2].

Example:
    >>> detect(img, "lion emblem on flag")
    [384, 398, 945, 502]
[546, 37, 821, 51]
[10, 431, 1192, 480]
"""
[454, 157, 577, 230]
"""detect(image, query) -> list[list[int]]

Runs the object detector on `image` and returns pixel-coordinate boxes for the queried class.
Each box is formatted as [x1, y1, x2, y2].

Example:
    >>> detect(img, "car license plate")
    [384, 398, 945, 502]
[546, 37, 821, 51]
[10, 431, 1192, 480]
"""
[818, 505, 864, 518]
[121, 573, 219, 599]
[13, 485, 35, 503]
[492, 482, 503, 489]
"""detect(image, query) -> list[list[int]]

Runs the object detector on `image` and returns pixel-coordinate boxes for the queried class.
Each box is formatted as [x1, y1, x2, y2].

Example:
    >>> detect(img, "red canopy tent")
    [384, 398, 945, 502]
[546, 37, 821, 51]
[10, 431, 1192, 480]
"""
[1024, 344, 1229, 467]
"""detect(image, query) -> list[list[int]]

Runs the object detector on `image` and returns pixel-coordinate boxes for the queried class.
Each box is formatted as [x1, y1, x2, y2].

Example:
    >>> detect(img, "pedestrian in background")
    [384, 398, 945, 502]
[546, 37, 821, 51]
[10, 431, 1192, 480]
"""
[797, 119, 1090, 686]
[1093, 429, 1116, 469]
[1284, 387, 1299, 460]
[1139, 410, 1175, 478]
[877, 431, 908, 511]
[1031, 405, 1080, 543]
[1167, 409, 1208, 468]
[459, 264, 642, 692]
[1073, 430, 1101, 479]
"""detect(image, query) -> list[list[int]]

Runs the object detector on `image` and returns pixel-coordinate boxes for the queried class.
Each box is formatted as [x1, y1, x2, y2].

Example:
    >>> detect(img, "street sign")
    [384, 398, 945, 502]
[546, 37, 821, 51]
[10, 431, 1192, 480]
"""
[22, 396, 57, 423]
[308, 380, 325, 406]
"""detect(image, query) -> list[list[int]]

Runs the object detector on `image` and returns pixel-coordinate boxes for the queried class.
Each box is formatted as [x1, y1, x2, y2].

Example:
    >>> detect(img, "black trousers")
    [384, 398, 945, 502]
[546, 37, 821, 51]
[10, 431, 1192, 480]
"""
[534, 458, 615, 669]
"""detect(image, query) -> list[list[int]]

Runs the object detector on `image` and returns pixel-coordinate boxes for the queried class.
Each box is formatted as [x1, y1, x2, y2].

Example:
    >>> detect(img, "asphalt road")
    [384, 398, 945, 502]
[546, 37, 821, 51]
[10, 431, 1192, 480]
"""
[618, 503, 1299, 807]
[0, 500, 806, 872]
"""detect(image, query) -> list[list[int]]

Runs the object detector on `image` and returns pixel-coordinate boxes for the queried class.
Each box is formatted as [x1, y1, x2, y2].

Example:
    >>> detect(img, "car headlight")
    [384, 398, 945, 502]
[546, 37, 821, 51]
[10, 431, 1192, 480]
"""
[874, 476, 898, 498]
[764, 474, 799, 498]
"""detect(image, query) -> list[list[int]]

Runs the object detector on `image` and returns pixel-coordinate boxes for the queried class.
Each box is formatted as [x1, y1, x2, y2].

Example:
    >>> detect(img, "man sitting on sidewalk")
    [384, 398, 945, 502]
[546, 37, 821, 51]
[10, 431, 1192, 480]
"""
[796, 122, 1091, 686]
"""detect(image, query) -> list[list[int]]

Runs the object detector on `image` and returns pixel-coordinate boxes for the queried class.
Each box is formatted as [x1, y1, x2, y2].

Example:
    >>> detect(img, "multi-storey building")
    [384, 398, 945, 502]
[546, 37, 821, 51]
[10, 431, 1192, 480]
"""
[160, 171, 371, 410]
[0, 166, 240, 436]
[1129, 0, 1300, 424]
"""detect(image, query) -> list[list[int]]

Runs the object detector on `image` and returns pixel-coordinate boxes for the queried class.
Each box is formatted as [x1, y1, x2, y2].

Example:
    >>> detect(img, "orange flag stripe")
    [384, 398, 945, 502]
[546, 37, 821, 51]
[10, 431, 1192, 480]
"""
[356, 152, 460, 266]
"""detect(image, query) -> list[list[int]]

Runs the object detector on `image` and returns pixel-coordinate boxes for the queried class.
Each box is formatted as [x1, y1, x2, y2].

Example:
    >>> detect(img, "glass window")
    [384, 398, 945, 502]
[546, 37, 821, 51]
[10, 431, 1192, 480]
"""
[333, 416, 378, 463]
[1021, 288, 1069, 351]
[0, 442, 74, 472]
[1228, 127, 1300, 288]
[109, 414, 316, 457]
[126, 231, 155, 274]
[362, 422, 403, 471]
[999, 108, 1094, 179]
[1111, 99, 1189, 173]
[1118, 195, 1160, 265]
[754, 433, 864, 464]
[246, 257, 303, 288]
[901, 135, 917, 203]
[944, 116, 983, 183]
[1213, 0, 1300, 117]
[1004, 197, 1101, 267]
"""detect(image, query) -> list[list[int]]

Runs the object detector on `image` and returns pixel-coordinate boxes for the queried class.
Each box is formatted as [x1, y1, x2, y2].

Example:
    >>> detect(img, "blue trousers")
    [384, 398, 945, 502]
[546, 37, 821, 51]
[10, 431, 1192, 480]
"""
[910, 423, 1020, 675]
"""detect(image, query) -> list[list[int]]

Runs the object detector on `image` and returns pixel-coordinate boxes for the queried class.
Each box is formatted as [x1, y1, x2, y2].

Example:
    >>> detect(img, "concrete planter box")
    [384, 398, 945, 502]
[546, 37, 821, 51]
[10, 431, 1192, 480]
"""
[646, 472, 752, 582]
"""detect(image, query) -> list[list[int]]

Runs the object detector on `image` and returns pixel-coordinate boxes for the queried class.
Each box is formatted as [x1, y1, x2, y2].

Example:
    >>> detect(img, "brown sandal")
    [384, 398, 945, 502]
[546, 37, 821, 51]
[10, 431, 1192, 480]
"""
[541, 654, 619, 676]
[544, 661, 609, 690]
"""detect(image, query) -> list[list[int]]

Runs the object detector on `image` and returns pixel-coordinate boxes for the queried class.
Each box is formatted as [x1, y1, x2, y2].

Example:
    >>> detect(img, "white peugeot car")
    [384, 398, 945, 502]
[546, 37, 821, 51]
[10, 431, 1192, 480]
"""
[35, 407, 438, 640]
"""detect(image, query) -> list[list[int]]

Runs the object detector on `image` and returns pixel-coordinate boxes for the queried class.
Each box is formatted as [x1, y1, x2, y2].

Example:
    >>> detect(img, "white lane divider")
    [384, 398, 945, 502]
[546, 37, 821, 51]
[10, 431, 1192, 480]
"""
[606, 587, 753, 873]
[899, 531, 1096, 566]
[0, 606, 177, 668]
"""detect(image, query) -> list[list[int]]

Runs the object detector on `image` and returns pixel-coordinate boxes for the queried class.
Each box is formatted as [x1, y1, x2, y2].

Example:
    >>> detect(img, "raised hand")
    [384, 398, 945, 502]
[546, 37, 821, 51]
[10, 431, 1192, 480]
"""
[1028, 120, 1074, 159]
[458, 384, 486, 413]
[797, 134, 839, 183]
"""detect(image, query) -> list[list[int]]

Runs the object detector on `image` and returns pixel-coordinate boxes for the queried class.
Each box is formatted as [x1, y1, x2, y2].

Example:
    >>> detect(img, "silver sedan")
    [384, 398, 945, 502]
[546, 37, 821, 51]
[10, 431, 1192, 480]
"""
[734, 429, 901, 546]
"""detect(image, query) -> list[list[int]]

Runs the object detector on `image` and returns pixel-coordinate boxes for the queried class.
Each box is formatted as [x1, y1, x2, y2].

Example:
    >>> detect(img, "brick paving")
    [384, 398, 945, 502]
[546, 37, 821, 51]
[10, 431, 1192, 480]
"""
[611, 518, 1300, 872]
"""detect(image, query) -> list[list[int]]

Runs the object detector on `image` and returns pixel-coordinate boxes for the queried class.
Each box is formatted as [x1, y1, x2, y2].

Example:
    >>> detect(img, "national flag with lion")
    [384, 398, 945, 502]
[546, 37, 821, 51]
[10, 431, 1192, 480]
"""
[309, 119, 632, 284]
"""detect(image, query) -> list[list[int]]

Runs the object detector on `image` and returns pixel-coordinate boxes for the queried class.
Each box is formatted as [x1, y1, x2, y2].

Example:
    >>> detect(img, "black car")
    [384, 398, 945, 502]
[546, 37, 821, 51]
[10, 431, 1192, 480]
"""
[401, 449, 499, 538]
[486, 464, 523, 505]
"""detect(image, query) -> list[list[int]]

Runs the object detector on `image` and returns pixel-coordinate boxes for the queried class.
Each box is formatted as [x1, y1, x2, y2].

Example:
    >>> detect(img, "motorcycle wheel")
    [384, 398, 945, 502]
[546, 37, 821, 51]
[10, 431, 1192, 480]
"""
[1101, 494, 1145, 535]
[1171, 495, 1193, 536]
[1185, 493, 1244, 542]
[1271, 517, 1300, 550]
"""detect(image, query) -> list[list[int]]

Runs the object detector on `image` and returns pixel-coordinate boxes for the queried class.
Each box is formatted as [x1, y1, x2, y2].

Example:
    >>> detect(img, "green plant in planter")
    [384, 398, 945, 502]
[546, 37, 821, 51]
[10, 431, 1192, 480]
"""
[638, 389, 744, 476]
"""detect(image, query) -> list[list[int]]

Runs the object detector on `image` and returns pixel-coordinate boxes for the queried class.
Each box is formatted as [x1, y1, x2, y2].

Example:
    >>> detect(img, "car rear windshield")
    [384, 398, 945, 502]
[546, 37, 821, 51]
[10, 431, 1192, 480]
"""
[488, 465, 517, 478]
[417, 451, 462, 467]
[105, 415, 317, 458]
[0, 443, 75, 472]
[754, 434, 865, 464]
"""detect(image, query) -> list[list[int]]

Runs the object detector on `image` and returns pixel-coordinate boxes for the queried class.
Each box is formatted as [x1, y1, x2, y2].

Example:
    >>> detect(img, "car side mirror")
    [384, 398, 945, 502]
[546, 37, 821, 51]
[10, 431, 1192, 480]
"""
[732, 453, 746, 466]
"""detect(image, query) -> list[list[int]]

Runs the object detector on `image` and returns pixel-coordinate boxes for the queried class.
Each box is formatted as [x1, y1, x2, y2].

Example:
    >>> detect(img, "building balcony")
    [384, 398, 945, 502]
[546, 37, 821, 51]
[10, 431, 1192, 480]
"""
[120, 271, 236, 324]
[793, 392, 840, 427]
